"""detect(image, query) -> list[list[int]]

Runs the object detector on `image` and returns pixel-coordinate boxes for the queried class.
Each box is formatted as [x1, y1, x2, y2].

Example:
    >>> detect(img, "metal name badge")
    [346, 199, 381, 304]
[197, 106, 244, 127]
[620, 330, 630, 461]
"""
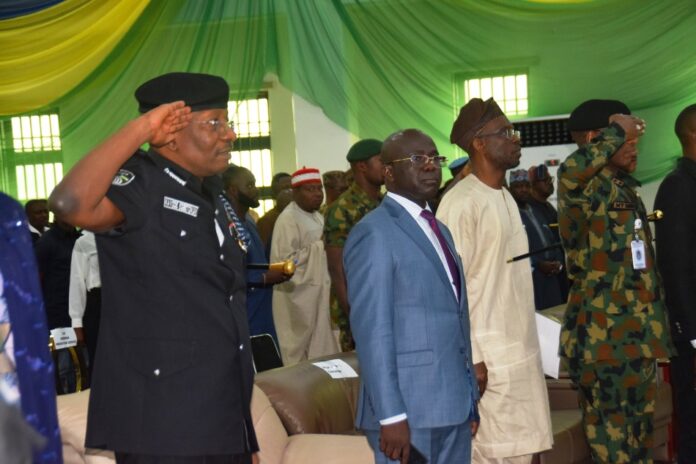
[163, 196, 199, 218]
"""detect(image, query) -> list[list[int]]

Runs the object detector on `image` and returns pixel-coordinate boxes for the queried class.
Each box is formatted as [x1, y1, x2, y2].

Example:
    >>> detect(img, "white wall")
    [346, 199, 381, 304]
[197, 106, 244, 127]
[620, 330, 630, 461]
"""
[266, 74, 355, 177]
[291, 93, 354, 173]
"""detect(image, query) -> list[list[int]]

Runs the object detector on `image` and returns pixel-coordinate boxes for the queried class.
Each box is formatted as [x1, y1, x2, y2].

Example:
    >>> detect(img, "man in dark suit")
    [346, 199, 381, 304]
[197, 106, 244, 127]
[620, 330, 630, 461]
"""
[655, 103, 696, 464]
[344, 129, 479, 464]
[49, 73, 257, 464]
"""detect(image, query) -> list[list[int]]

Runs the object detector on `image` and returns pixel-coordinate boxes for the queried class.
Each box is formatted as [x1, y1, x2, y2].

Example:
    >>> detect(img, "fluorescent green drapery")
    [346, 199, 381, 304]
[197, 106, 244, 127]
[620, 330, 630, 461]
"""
[0, 0, 149, 114]
[2, 0, 696, 184]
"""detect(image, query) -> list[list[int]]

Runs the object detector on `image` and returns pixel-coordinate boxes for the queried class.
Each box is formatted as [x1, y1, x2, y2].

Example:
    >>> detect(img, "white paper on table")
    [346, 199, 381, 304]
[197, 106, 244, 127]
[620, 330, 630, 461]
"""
[50, 327, 78, 350]
[535, 313, 562, 379]
[312, 359, 358, 379]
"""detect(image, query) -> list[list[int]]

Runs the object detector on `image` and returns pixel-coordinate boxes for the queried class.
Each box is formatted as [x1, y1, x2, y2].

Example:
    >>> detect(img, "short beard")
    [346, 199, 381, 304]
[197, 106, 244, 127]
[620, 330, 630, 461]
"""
[239, 192, 260, 209]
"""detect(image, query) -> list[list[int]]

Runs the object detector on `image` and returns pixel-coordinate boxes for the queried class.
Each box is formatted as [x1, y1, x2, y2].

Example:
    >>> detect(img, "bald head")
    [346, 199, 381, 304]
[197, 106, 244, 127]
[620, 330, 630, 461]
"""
[675, 104, 696, 152]
[381, 129, 441, 206]
[381, 129, 432, 163]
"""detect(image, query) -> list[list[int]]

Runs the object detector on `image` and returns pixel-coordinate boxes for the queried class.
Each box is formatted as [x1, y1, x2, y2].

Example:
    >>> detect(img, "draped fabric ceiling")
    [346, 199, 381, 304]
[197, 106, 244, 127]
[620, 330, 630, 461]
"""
[1, 0, 696, 183]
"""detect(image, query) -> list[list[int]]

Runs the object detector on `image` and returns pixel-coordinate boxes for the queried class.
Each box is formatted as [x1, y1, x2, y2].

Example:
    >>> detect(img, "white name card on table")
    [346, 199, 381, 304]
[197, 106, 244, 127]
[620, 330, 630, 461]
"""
[312, 359, 358, 379]
[50, 327, 78, 350]
[535, 313, 561, 379]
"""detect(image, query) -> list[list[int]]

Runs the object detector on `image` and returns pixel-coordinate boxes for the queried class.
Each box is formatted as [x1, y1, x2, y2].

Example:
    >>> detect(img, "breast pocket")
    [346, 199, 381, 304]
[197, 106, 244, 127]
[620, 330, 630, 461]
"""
[161, 209, 200, 242]
[607, 208, 632, 232]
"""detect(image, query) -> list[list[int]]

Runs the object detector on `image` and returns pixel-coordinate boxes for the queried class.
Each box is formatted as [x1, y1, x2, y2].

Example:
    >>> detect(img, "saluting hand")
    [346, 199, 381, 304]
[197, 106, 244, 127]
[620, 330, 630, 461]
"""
[609, 113, 646, 141]
[143, 101, 192, 147]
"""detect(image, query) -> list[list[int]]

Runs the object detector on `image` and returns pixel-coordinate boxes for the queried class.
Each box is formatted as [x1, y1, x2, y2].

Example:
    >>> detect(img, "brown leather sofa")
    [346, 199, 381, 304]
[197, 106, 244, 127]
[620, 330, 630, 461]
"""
[57, 350, 672, 464]
[55, 352, 373, 464]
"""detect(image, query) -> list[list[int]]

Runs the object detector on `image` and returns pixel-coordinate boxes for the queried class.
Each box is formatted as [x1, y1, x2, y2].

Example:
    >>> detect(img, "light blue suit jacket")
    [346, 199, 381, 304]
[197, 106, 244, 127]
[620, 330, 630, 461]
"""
[344, 195, 479, 431]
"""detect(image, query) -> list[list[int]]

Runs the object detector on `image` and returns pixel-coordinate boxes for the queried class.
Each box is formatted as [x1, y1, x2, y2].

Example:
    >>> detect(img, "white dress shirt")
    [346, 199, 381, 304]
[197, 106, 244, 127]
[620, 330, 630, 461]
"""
[68, 232, 101, 327]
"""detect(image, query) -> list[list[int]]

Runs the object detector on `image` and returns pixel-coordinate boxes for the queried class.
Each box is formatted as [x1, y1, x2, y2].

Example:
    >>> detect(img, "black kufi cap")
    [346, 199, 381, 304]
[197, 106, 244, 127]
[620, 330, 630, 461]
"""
[567, 99, 631, 132]
[135, 72, 229, 113]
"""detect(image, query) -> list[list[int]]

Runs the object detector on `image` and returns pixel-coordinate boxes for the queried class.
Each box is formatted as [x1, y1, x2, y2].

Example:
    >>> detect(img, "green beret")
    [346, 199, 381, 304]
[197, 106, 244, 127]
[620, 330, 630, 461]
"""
[135, 72, 229, 113]
[346, 139, 382, 162]
[567, 99, 630, 131]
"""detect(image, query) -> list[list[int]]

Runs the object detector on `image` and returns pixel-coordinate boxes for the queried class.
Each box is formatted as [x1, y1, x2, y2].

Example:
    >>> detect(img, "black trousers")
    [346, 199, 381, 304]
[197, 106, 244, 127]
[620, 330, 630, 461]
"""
[83, 287, 101, 375]
[115, 452, 252, 464]
[672, 341, 696, 464]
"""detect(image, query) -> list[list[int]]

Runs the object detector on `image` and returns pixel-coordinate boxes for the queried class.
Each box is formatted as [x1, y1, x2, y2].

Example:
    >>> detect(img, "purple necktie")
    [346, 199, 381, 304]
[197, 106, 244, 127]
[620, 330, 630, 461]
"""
[420, 209, 461, 300]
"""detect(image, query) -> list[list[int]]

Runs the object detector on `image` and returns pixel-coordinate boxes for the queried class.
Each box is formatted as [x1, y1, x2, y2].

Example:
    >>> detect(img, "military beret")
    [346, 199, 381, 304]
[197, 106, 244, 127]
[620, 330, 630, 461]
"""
[346, 139, 382, 162]
[509, 169, 529, 184]
[135, 72, 229, 113]
[567, 99, 631, 132]
[528, 164, 550, 182]
[448, 157, 469, 176]
[450, 98, 505, 153]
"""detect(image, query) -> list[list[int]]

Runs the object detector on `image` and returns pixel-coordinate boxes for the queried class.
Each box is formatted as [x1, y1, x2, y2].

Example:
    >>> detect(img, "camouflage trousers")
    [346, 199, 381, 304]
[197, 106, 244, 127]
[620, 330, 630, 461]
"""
[329, 296, 354, 352]
[568, 357, 657, 464]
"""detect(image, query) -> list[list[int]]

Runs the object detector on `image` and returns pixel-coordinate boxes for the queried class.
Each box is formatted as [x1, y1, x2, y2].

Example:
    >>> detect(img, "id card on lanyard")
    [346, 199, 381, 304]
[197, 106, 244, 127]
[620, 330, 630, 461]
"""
[631, 218, 646, 270]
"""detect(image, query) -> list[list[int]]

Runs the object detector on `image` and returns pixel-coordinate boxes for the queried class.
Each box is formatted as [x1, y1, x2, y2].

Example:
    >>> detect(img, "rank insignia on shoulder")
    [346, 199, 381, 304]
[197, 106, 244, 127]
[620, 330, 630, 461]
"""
[112, 169, 135, 186]
[611, 177, 625, 187]
[611, 201, 635, 210]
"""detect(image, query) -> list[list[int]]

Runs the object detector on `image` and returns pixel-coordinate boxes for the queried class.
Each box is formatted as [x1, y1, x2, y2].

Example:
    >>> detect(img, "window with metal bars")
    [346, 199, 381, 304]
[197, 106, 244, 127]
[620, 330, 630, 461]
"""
[460, 73, 528, 116]
[227, 92, 274, 216]
[0, 112, 64, 202]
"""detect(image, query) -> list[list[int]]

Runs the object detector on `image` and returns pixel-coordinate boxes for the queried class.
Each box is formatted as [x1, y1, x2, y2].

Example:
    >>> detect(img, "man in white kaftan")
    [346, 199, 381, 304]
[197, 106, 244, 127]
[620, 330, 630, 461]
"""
[271, 168, 338, 365]
[437, 98, 552, 463]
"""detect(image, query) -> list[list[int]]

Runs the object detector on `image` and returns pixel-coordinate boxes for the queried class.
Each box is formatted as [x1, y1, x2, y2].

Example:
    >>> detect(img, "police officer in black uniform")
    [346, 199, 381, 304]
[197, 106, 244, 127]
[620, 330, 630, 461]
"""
[49, 73, 257, 464]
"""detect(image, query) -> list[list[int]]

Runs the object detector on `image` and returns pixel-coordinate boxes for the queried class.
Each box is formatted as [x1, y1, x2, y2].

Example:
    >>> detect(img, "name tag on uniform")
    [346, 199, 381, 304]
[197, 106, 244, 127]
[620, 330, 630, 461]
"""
[163, 196, 199, 217]
[611, 201, 635, 210]
[631, 240, 646, 270]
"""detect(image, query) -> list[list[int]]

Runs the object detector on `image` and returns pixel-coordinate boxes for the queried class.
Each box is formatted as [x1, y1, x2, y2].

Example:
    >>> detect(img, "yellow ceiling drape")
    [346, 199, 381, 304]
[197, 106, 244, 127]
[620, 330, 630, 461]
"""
[0, 0, 149, 115]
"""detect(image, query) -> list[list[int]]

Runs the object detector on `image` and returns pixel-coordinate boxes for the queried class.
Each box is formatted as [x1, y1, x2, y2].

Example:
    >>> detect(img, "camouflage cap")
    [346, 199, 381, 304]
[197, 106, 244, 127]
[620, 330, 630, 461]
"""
[346, 139, 382, 162]
[450, 98, 505, 153]
[567, 99, 631, 131]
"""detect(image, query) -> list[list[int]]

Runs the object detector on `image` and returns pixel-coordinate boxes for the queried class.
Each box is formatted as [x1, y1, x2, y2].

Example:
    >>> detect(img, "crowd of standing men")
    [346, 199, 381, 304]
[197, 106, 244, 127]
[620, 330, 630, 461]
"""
[4, 70, 694, 464]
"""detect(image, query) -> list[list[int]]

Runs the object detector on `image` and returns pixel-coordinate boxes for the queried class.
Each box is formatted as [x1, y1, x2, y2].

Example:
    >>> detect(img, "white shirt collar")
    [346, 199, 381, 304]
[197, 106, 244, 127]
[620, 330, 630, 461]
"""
[386, 191, 430, 221]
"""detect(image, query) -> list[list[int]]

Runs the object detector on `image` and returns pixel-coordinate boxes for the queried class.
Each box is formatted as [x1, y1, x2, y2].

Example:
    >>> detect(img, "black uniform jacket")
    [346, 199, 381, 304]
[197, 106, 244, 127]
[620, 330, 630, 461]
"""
[655, 157, 696, 344]
[86, 149, 258, 455]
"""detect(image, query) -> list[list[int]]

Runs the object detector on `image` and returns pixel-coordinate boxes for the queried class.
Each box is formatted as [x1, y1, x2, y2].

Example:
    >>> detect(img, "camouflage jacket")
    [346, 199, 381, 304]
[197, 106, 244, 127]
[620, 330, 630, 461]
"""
[557, 123, 673, 361]
[323, 182, 380, 247]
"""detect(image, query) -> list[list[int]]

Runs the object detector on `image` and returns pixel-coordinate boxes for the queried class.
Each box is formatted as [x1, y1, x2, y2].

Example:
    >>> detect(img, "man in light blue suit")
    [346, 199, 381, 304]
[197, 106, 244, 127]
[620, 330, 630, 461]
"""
[345, 129, 479, 464]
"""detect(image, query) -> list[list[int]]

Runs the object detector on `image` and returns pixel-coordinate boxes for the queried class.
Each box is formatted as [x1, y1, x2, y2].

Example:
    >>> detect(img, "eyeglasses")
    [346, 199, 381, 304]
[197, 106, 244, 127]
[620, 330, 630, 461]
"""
[475, 127, 521, 141]
[195, 119, 235, 135]
[387, 154, 448, 168]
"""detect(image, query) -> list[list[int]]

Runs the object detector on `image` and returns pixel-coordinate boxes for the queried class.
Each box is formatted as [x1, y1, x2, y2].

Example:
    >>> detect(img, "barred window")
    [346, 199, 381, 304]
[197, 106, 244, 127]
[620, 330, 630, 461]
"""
[228, 92, 274, 216]
[0, 111, 64, 201]
[463, 73, 528, 116]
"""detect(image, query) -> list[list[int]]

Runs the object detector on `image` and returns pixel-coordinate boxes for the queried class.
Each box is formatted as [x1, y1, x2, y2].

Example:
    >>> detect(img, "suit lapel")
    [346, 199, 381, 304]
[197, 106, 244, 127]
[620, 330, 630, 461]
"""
[383, 197, 458, 305]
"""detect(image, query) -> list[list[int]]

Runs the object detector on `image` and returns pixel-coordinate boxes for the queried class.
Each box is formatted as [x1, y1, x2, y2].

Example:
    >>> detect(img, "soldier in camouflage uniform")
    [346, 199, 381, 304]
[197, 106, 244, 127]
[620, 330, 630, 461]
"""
[324, 139, 384, 351]
[558, 100, 674, 464]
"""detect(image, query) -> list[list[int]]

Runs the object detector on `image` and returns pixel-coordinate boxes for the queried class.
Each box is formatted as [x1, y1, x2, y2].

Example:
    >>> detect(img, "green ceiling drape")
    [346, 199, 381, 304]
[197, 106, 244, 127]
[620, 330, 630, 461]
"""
[2, 0, 696, 184]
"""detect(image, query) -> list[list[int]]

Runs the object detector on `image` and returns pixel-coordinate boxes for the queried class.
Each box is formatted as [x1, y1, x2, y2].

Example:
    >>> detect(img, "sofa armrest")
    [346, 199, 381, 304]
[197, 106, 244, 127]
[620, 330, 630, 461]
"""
[255, 352, 361, 435]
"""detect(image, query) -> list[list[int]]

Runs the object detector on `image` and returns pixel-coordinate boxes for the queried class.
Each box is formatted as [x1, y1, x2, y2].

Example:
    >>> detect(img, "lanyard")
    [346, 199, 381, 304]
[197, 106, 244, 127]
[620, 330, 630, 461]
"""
[218, 194, 250, 254]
